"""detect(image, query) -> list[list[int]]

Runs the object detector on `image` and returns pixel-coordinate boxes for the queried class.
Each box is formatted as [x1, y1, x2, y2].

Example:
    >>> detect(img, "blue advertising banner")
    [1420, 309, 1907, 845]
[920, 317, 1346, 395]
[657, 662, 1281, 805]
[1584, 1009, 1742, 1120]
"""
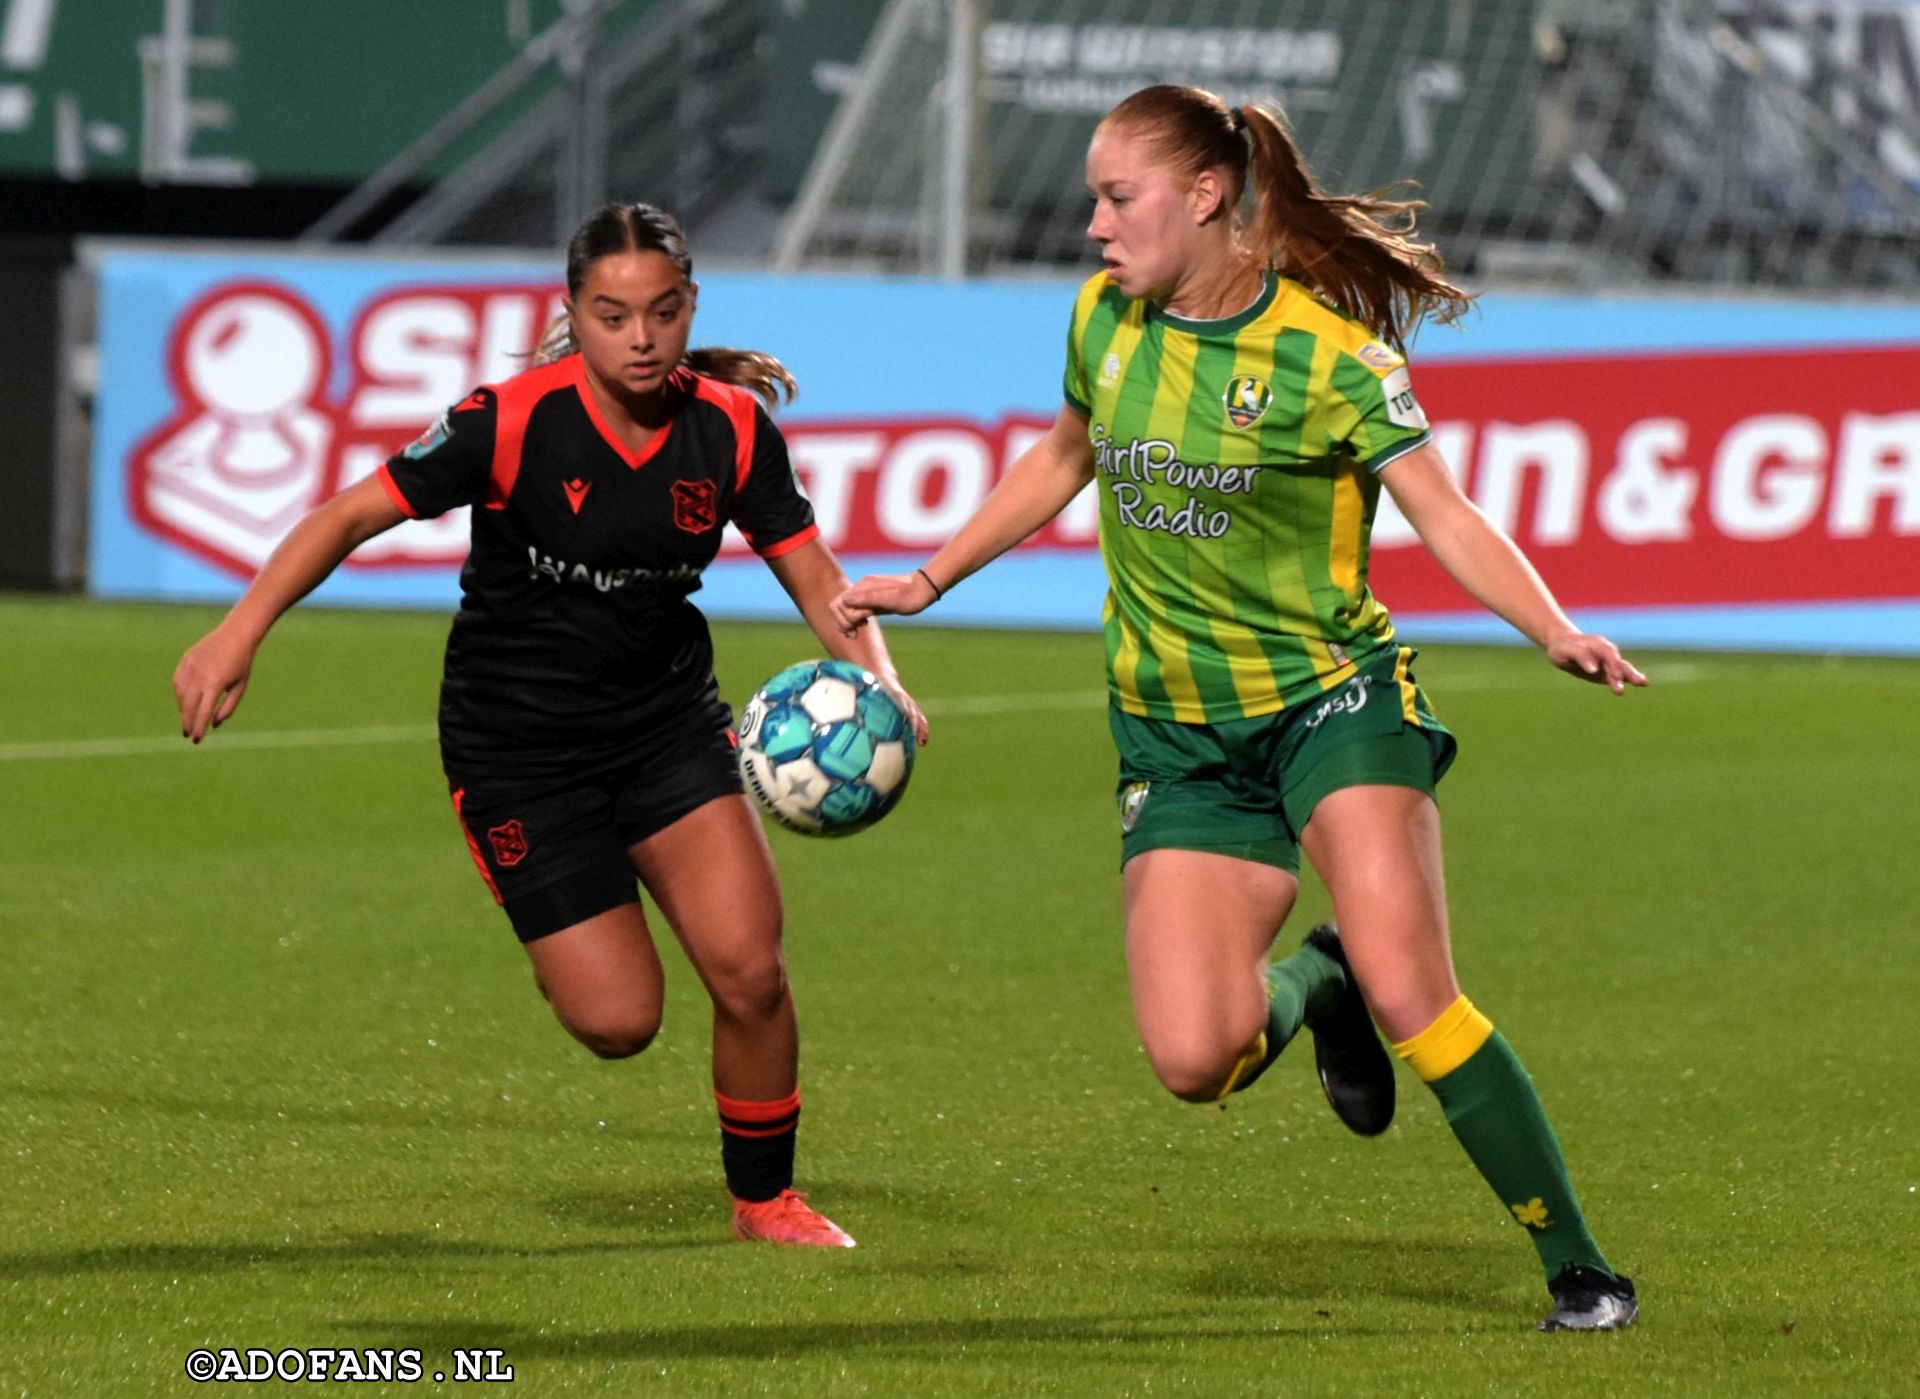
[87, 243, 1920, 652]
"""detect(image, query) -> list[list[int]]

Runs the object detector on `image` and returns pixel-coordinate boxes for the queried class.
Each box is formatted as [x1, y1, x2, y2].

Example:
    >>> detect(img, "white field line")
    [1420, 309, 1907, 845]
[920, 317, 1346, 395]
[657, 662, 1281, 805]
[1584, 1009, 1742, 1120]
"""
[921, 689, 1107, 716]
[1439, 658, 1708, 688]
[0, 664, 1727, 763]
[0, 693, 1109, 763]
[0, 724, 440, 762]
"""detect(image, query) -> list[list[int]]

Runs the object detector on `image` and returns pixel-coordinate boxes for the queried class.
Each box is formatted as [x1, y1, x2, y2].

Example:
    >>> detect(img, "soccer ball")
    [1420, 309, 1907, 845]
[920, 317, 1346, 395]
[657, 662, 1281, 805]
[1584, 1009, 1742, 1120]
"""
[736, 659, 916, 836]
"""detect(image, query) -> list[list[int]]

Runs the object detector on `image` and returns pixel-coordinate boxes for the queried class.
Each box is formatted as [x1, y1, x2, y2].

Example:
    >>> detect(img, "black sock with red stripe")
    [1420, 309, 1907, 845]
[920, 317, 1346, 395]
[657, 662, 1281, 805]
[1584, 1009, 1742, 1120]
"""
[716, 1089, 800, 1202]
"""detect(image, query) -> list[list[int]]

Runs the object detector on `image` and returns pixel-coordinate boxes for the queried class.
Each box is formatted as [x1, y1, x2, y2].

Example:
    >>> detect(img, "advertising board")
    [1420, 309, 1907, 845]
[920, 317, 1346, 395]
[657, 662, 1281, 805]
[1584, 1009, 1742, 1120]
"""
[87, 245, 1920, 652]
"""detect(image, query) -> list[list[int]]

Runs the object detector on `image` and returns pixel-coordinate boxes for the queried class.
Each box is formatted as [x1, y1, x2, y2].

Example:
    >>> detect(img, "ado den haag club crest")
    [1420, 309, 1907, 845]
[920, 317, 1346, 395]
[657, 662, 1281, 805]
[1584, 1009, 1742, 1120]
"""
[1223, 375, 1272, 430]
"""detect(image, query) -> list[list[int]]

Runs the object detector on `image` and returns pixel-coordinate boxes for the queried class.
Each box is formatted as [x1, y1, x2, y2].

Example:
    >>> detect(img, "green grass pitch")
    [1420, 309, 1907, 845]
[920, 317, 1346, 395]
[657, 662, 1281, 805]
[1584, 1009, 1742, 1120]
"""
[2, 595, 1916, 1396]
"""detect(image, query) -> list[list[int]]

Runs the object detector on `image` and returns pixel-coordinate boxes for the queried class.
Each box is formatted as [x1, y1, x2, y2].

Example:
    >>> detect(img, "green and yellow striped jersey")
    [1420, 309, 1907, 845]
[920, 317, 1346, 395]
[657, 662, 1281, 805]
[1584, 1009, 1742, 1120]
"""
[1064, 268, 1432, 722]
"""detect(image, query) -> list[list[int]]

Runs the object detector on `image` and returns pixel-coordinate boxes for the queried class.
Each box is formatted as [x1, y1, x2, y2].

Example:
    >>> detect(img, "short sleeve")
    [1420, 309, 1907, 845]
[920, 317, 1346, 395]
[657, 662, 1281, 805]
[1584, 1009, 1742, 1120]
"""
[1327, 342, 1431, 473]
[1062, 301, 1091, 415]
[378, 388, 497, 519]
[730, 405, 818, 558]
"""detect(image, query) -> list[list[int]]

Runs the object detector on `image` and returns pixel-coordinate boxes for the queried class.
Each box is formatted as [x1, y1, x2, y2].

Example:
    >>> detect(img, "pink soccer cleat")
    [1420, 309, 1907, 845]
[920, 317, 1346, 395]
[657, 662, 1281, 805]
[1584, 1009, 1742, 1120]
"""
[730, 1190, 856, 1248]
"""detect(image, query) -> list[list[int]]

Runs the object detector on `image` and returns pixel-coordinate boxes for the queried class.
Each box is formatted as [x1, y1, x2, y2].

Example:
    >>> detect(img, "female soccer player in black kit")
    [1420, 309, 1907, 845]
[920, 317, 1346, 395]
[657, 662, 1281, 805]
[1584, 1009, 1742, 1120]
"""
[173, 202, 926, 1249]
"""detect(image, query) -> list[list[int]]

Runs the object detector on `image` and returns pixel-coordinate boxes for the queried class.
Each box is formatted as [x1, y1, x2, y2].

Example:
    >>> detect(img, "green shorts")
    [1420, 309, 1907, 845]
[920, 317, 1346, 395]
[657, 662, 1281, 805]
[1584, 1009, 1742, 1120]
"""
[1111, 646, 1457, 874]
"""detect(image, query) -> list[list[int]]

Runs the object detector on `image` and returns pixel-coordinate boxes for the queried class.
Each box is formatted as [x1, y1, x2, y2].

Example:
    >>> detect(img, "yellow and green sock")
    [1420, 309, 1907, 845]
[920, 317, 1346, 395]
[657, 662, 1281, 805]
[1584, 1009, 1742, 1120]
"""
[1394, 996, 1612, 1279]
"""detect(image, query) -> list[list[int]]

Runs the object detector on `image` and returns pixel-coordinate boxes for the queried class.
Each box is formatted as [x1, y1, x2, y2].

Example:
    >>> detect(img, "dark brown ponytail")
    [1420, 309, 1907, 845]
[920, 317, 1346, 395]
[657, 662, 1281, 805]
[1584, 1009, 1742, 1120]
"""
[534, 200, 798, 411]
[681, 347, 797, 408]
[1105, 85, 1472, 351]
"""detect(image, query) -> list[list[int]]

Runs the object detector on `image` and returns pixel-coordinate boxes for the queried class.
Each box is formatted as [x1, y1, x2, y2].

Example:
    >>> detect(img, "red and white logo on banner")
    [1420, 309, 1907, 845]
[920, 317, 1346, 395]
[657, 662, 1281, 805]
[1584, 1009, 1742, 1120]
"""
[128, 279, 563, 578]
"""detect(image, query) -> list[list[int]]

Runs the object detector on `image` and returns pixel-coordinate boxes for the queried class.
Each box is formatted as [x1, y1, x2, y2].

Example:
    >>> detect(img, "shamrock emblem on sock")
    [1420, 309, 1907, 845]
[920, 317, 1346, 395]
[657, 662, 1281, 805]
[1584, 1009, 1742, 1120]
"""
[1510, 1197, 1553, 1230]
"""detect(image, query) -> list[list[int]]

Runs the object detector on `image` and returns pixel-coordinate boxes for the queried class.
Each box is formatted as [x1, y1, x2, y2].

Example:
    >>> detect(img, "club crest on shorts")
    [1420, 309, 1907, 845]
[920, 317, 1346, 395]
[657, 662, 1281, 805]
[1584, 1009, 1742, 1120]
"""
[487, 820, 529, 867]
[671, 478, 718, 533]
[1120, 781, 1151, 833]
[1223, 375, 1272, 430]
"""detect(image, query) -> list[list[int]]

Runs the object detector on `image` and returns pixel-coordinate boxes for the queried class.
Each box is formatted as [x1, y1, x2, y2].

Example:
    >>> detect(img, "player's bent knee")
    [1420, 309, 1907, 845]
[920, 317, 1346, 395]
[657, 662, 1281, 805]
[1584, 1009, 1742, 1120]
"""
[574, 1025, 658, 1060]
[1165, 1075, 1232, 1104]
[560, 1009, 661, 1060]
[1145, 1043, 1239, 1103]
[583, 1033, 653, 1060]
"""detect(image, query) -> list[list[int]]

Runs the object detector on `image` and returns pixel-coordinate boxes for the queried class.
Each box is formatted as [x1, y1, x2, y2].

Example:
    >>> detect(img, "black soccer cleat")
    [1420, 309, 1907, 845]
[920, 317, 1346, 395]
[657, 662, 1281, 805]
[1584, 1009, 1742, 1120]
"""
[1538, 1265, 1639, 1332]
[1300, 923, 1394, 1137]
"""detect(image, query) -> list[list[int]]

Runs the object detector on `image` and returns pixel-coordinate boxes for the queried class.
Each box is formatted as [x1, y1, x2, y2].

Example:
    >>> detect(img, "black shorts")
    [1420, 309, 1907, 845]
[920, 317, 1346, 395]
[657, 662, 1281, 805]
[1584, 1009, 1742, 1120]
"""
[447, 710, 742, 943]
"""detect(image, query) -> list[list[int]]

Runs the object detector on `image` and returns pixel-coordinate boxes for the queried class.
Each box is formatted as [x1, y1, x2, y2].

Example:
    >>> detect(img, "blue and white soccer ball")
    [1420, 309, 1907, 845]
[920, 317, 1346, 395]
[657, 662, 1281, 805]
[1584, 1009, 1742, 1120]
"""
[736, 659, 916, 836]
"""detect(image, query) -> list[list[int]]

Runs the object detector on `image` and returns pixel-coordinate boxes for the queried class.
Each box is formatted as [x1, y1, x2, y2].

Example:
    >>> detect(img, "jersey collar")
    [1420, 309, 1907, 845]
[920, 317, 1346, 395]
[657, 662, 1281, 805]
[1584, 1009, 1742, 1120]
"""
[570, 355, 680, 470]
[1147, 269, 1278, 336]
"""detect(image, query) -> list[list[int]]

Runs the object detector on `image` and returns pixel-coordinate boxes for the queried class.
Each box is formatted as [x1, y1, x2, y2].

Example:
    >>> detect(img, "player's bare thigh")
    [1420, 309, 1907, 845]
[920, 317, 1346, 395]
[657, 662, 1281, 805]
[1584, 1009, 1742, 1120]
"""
[627, 794, 785, 1010]
[1123, 849, 1298, 1100]
[1300, 784, 1459, 1042]
[523, 902, 665, 1059]
[629, 794, 796, 1099]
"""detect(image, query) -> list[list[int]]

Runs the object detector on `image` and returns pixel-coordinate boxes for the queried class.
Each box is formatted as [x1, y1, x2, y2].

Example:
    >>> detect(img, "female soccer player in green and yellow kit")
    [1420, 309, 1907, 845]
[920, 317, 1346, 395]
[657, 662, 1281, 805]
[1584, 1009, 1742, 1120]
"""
[832, 84, 1644, 1331]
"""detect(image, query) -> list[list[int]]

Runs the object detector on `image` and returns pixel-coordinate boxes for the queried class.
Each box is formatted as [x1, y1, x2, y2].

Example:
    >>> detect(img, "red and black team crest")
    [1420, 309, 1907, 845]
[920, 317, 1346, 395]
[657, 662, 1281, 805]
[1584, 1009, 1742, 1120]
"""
[670, 478, 718, 534]
[487, 820, 529, 867]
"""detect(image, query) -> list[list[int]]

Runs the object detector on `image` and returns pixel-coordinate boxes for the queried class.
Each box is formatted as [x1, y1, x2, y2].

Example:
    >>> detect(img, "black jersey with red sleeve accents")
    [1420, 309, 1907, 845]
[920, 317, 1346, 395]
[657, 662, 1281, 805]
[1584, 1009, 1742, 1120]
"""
[377, 356, 818, 780]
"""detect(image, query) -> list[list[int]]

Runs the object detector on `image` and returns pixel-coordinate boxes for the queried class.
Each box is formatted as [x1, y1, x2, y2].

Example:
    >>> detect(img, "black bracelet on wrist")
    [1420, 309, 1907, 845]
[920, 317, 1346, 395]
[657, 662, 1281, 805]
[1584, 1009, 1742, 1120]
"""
[915, 567, 945, 601]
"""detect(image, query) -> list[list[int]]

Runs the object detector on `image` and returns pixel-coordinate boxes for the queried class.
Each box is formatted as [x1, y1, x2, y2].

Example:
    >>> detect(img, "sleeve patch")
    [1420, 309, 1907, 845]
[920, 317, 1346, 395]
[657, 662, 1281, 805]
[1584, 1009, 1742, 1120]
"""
[401, 413, 452, 460]
[1357, 341, 1404, 372]
[1381, 366, 1428, 431]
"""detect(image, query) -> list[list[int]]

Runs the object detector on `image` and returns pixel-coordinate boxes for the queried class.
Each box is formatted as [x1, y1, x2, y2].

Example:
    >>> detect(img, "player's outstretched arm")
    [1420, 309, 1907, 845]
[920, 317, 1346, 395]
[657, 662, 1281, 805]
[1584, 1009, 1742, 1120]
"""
[173, 476, 408, 742]
[765, 536, 930, 746]
[1380, 442, 1648, 694]
[830, 403, 1095, 633]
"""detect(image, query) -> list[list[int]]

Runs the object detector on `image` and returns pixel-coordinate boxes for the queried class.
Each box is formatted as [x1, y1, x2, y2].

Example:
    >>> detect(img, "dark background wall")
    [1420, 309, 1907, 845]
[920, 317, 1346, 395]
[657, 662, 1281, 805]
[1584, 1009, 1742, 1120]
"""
[0, 238, 67, 589]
